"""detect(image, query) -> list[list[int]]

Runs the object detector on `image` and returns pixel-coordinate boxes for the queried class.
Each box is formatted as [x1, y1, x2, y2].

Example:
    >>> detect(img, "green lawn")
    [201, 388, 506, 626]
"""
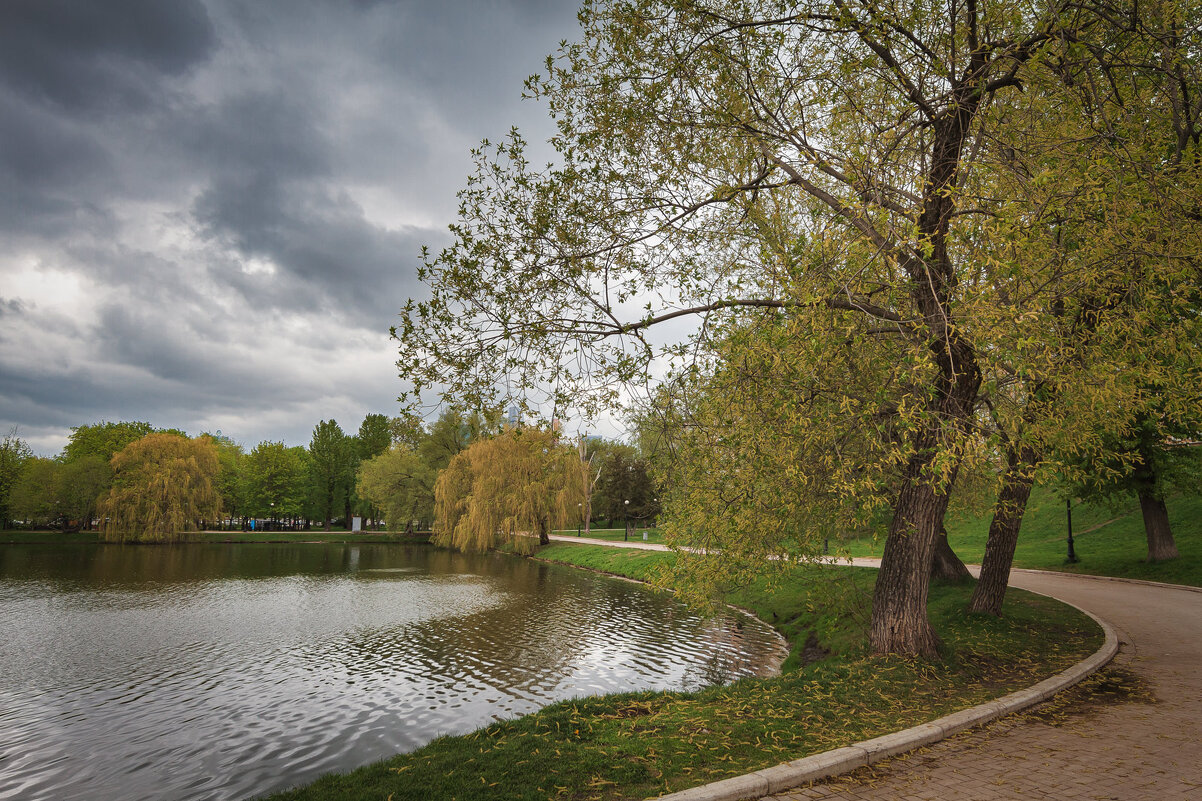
[838, 484, 1202, 586]
[551, 527, 664, 544]
[264, 543, 1100, 801]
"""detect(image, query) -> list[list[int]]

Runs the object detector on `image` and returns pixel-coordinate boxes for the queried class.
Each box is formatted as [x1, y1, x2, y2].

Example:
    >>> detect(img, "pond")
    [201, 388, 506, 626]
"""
[0, 543, 785, 801]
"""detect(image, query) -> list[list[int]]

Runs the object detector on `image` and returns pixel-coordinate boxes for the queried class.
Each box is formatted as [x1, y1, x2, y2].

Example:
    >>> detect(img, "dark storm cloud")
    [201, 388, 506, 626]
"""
[0, 0, 215, 114]
[0, 90, 117, 239]
[0, 0, 583, 453]
[193, 173, 433, 319]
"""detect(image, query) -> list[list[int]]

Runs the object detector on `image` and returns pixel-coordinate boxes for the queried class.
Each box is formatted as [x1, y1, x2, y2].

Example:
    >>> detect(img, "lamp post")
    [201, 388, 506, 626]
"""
[577, 502, 582, 537]
[623, 499, 629, 541]
[1066, 497, 1079, 564]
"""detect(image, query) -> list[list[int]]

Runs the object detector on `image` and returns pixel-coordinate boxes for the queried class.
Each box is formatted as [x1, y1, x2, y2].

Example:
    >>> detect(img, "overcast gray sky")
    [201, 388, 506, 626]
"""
[0, 0, 583, 454]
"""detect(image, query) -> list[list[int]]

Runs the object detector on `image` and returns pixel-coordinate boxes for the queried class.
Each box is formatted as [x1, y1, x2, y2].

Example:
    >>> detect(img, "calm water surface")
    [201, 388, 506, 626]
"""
[0, 543, 784, 801]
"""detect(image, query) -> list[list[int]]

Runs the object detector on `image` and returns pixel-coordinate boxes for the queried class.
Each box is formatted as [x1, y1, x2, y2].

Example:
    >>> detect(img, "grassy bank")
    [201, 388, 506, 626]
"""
[839, 484, 1202, 587]
[0, 530, 427, 545]
[264, 542, 1101, 801]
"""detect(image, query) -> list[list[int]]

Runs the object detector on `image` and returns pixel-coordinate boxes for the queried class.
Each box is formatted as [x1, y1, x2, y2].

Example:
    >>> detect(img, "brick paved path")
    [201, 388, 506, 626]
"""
[769, 571, 1202, 801]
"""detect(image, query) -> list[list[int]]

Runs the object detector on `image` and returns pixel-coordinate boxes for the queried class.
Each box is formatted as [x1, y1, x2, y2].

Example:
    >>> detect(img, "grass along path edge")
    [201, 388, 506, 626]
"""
[263, 543, 1104, 801]
[537, 543, 1120, 801]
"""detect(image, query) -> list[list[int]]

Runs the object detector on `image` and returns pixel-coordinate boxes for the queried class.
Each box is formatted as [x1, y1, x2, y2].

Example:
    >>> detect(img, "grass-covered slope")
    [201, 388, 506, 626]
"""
[841, 484, 1202, 586]
[264, 543, 1100, 801]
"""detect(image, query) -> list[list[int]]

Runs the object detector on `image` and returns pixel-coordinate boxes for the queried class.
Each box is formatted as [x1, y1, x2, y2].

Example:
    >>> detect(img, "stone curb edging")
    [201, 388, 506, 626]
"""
[649, 606, 1120, 801]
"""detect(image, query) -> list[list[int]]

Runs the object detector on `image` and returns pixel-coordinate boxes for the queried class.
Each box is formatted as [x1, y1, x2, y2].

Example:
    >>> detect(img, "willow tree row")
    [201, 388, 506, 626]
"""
[397, 0, 1202, 656]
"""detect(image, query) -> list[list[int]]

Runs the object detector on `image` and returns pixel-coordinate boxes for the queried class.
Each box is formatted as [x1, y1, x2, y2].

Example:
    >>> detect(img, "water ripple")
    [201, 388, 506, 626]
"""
[0, 544, 784, 801]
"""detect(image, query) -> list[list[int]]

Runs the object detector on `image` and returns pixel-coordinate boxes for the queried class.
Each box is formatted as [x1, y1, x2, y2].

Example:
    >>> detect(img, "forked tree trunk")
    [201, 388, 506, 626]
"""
[931, 526, 971, 583]
[867, 37, 990, 657]
[970, 444, 1036, 615]
[1138, 488, 1178, 562]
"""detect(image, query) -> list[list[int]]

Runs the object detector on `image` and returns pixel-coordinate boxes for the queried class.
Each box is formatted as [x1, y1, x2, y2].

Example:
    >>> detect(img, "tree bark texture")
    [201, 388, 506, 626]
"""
[931, 526, 971, 583]
[870, 460, 954, 658]
[1138, 488, 1178, 562]
[969, 444, 1036, 615]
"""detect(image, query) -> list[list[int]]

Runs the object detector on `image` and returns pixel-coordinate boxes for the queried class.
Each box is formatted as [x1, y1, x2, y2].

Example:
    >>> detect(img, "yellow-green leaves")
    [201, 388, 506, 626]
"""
[98, 434, 221, 542]
[433, 427, 585, 553]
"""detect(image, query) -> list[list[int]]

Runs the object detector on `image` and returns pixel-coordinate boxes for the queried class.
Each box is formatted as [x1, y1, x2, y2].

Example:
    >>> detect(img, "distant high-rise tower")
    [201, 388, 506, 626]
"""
[506, 404, 520, 427]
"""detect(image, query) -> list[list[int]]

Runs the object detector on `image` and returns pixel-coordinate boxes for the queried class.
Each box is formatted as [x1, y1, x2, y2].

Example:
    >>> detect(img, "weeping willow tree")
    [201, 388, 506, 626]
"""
[98, 433, 221, 542]
[433, 427, 585, 554]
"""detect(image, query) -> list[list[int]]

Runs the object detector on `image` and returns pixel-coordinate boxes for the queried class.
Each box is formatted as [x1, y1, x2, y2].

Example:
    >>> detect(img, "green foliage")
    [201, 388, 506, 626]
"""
[9, 457, 59, 526]
[9, 455, 110, 530]
[58, 456, 110, 529]
[243, 441, 310, 520]
[590, 441, 657, 523]
[1065, 414, 1202, 510]
[63, 421, 182, 463]
[418, 408, 501, 470]
[356, 444, 436, 530]
[434, 427, 585, 552]
[355, 413, 393, 461]
[308, 420, 356, 528]
[202, 433, 247, 522]
[648, 314, 904, 611]
[0, 431, 33, 528]
[98, 434, 221, 541]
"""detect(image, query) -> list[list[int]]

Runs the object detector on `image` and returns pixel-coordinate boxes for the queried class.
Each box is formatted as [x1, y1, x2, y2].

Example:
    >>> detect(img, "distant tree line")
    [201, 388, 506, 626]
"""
[356, 409, 658, 537]
[0, 413, 659, 542]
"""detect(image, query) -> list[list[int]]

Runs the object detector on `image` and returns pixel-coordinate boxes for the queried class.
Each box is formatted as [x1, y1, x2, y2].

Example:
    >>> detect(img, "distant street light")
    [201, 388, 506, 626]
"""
[1066, 498, 1079, 564]
[624, 499, 630, 541]
[577, 502, 582, 537]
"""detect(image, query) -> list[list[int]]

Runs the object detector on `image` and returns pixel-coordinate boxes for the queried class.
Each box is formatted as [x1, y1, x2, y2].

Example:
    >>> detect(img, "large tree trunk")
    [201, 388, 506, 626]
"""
[1138, 487, 1178, 562]
[970, 444, 1036, 615]
[870, 467, 950, 658]
[931, 526, 971, 583]
[868, 33, 990, 657]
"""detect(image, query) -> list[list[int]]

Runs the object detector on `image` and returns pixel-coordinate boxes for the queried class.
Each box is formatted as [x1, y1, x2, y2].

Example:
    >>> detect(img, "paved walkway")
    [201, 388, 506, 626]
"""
[552, 535, 1202, 799]
[769, 570, 1202, 801]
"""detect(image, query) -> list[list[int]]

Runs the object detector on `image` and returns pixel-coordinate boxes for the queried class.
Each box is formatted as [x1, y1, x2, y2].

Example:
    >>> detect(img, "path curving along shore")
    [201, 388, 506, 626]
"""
[766, 567, 1202, 801]
[548, 536, 1202, 800]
